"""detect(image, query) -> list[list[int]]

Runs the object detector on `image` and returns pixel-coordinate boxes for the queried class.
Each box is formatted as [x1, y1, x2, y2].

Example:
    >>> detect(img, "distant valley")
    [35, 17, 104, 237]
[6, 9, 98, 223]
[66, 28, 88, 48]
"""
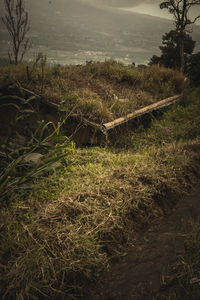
[0, 0, 200, 65]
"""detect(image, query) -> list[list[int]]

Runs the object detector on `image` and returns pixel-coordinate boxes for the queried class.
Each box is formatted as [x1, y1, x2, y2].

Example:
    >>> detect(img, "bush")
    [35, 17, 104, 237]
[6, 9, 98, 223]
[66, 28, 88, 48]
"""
[187, 52, 200, 87]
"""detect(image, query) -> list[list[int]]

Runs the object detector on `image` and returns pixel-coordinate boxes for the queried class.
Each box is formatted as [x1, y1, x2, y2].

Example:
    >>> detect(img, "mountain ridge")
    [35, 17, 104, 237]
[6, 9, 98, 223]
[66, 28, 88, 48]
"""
[0, 0, 199, 64]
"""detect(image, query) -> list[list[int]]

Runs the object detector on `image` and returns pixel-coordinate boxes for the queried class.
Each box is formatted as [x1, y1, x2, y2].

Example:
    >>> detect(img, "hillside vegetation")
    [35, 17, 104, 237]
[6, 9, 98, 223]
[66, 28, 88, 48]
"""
[0, 61, 186, 123]
[0, 62, 200, 299]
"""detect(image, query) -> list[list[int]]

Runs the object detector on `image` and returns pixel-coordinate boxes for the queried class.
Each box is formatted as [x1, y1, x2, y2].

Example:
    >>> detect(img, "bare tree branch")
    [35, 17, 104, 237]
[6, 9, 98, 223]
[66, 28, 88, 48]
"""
[189, 15, 200, 23]
[1, 0, 31, 64]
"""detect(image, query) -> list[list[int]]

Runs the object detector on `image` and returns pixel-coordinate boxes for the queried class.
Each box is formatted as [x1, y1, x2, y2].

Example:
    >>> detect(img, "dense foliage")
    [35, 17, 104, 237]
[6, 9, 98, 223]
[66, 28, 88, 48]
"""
[187, 51, 200, 86]
[150, 30, 195, 71]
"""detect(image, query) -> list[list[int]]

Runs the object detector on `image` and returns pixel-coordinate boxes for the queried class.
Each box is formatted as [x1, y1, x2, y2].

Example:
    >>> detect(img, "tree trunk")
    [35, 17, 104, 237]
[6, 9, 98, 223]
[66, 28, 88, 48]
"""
[179, 33, 185, 73]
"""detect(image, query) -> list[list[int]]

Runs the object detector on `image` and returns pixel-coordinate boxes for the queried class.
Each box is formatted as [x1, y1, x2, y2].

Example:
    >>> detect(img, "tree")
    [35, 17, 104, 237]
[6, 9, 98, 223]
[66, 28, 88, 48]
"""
[149, 55, 162, 66]
[1, 0, 31, 65]
[149, 30, 195, 70]
[160, 0, 200, 73]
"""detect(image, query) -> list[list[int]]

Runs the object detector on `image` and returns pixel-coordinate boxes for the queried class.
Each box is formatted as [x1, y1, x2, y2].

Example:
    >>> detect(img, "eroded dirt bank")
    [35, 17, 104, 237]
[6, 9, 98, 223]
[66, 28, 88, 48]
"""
[89, 184, 200, 300]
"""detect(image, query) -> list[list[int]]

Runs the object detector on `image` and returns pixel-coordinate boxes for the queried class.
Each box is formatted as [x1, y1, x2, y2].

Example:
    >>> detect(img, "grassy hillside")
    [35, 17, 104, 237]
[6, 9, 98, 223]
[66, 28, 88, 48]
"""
[0, 61, 186, 124]
[0, 63, 200, 299]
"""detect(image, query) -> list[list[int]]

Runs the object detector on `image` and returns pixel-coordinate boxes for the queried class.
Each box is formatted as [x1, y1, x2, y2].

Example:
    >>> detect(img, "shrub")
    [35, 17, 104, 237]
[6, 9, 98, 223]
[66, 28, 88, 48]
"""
[187, 52, 200, 87]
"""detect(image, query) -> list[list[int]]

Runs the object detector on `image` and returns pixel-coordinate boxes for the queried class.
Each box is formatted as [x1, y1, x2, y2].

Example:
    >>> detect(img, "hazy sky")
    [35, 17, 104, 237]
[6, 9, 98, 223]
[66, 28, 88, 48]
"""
[78, 0, 159, 9]
[0, 0, 199, 24]
[79, 0, 199, 22]
[80, 0, 159, 7]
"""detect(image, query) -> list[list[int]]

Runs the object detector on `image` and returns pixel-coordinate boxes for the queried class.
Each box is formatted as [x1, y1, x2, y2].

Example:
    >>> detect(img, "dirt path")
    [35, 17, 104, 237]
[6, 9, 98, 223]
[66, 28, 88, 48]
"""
[89, 184, 200, 300]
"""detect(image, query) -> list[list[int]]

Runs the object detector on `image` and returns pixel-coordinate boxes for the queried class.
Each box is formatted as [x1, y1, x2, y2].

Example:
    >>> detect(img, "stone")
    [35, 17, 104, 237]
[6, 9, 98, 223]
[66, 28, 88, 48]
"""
[23, 153, 44, 165]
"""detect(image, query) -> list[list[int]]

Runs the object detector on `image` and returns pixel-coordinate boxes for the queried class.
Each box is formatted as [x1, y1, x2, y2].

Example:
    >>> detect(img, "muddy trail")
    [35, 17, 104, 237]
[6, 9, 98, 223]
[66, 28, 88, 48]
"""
[87, 184, 200, 300]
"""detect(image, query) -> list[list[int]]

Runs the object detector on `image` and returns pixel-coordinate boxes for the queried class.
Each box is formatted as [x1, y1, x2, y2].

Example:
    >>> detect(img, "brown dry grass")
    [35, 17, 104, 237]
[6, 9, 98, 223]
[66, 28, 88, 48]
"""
[1, 136, 200, 299]
[0, 66, 199, 299]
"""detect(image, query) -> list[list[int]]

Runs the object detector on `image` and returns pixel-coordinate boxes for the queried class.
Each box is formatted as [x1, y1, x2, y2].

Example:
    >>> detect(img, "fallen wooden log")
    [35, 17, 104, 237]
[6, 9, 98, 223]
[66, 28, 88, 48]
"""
[102, 94, 182, 133]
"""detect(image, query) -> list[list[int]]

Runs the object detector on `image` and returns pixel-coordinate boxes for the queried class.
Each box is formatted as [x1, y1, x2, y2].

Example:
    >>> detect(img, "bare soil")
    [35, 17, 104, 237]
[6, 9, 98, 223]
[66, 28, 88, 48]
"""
[88, 184, 200, 300]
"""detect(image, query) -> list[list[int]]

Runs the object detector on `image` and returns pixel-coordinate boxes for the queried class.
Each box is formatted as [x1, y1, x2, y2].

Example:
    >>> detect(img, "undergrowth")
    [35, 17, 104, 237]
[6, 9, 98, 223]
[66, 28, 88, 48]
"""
[0, 85, 200, 299]
[157, 220, 200, 300]
[175, 223, 200, 300]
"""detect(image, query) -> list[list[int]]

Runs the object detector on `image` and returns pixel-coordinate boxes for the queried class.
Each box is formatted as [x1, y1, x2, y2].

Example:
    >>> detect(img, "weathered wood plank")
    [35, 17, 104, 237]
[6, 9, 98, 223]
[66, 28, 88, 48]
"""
[102, 94, 182, 132]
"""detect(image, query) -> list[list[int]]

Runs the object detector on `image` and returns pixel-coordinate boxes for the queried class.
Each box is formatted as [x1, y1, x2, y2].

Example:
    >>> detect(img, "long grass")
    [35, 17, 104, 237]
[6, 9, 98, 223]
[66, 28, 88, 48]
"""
[0, 85, 200, 299]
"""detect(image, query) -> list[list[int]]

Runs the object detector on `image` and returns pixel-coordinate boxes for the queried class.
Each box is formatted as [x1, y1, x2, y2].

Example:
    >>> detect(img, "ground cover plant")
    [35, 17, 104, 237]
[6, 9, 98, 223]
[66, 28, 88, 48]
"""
[0, 87, 71, 204]
[0, 64, 200, 300]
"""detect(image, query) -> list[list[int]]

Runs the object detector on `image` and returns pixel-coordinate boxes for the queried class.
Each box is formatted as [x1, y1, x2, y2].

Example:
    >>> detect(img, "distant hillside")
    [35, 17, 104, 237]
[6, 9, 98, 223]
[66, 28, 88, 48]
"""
[0, 0, 200, 64]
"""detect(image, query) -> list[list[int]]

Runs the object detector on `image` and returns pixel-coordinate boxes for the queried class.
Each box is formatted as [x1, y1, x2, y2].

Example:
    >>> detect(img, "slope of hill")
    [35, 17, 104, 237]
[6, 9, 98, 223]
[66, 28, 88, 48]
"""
[0, 0, 200, 64]
[0, 61, 186, 128]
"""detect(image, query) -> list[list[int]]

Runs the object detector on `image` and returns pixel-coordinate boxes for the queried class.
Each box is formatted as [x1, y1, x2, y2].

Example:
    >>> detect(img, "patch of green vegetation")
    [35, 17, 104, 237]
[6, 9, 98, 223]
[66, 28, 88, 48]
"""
[0, 92, 71, 205]
[0, 86, 200, 299]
